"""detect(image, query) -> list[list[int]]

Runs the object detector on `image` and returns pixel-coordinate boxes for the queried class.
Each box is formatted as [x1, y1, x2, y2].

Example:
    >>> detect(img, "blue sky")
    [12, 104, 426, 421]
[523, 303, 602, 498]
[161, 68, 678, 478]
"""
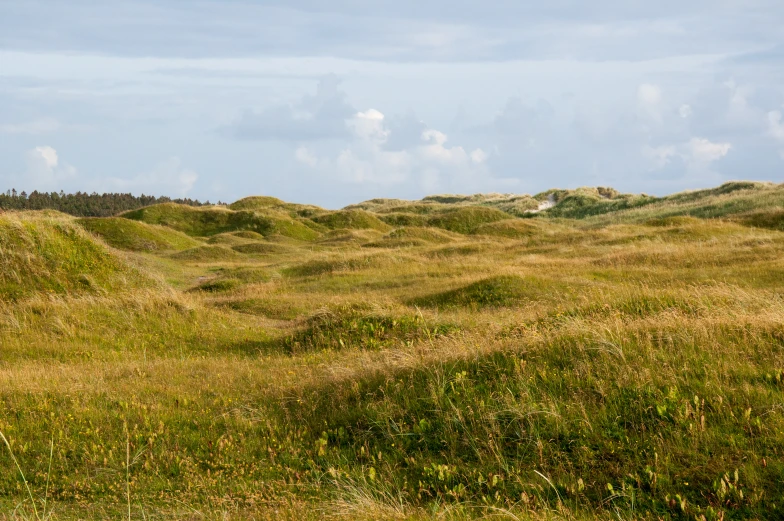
[1, 0, 783, 207]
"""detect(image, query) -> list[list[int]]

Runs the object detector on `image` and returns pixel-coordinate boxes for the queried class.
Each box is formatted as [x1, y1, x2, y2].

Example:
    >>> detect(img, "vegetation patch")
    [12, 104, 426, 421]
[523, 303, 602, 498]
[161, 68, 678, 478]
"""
[310, 209, 391, 232]
[471, 219, 554, 239]
[281, 306, 457, 353]
[378, 212, 430, 227]
[169, 245, 245, 262]
[217, 297, 308, 320]
[78, 217, 201, 252]
[190, 277, 243, 292]
[386, 226, 458, 243]
[229, 195, 324, 217]
[426, 207, 512, 234]
[232, 242, 292, 255]
[0, 213, 152, 300]
[316, 229, 385, 245]
[232, 230, 267, 240]
[731, 208, 784, 231]
[363, 238, 429, 249]
[409, 275, 542, 308]
[122, 203, 320, 241]
[284, 255, 383, 277]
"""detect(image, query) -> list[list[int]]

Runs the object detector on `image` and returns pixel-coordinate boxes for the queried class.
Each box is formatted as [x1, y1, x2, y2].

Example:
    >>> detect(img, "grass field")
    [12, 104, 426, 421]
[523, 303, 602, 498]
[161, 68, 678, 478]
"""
[1, 182, 783, 520]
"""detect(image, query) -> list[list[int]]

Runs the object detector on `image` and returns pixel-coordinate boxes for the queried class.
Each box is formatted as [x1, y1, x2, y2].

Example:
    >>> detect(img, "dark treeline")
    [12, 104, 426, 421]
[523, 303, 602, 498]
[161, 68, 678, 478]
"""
[0, 189, 216, 217]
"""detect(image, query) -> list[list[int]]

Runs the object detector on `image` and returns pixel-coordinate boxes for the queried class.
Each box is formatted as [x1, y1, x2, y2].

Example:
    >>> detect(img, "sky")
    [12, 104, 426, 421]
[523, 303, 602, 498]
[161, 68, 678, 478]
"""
[1, 1, 783, 208]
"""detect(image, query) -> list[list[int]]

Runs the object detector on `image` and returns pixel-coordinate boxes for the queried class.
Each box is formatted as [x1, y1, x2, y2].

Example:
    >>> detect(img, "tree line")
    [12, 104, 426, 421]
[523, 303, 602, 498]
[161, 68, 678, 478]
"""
[0, 190, 217, 217]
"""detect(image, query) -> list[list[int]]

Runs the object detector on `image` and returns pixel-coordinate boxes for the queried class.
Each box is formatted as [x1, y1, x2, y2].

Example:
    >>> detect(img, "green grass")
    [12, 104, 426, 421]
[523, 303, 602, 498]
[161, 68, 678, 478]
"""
[0, 212, 154, 301]
[122, 203, 321, 241]
[78, 217, 201, 251]
[170, 245, 245, 262]
[3, 182, 784, 520]
[426, 207, 512, 234]
[409, 275, 554, 308]
[311, 209, 392, 232]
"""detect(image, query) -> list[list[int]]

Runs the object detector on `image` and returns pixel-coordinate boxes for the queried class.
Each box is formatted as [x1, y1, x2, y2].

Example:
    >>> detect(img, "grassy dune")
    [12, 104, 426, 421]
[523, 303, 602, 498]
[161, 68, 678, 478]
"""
[1, 182, 784, 520]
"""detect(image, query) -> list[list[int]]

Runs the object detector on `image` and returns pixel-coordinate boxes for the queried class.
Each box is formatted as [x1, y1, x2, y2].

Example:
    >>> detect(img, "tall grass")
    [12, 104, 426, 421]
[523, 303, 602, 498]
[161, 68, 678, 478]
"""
[2, 183, 784, 519]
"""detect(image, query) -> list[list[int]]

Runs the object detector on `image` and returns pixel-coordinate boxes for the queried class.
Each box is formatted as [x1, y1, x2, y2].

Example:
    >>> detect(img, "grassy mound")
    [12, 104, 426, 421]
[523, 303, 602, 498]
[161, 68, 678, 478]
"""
[539, 188, 656, 219]
[281, 313, 784, 518]
[386, 227, 458, 243]
[232, 230, 267, 240]
[378, 212, 430, 227]
[229, 196, 324, 218]
[316, 229, 386, 245]
[191, 264, 274, 292]
[731, 208, 784, 231]
[471, 219, 553, 238]
[169, 245, 244, 262]
[362, 238, 429, 249]
[310, 209, 391, 232]
[78, 217, 201, 252]
[343, 198, 411, 212]
[281, 306, 457, 354]
[231, 242, 292, 255]
[206, 233, 250, 246]
[0, 212, 151, 300]
[665, 181, 774, 204]
[378, 203, 447, 215]
[410, 275, 542, 308]
[426, 207, 512, 234]
[284, 254, 386, 277]
[486, 195, 541, 216]
[122, 203, 321, 241]
[572, 182, 784, 225]
[362, 225, 462, 247]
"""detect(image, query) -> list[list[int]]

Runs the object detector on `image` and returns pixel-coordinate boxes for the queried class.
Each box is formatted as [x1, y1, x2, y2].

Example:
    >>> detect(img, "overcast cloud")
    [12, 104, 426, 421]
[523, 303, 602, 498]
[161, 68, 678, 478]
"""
[1, 0, 783, 207]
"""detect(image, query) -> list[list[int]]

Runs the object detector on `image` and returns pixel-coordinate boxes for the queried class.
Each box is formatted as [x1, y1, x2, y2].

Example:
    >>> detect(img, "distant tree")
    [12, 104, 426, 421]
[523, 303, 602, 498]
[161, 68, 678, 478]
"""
[0, 190, 209, 217]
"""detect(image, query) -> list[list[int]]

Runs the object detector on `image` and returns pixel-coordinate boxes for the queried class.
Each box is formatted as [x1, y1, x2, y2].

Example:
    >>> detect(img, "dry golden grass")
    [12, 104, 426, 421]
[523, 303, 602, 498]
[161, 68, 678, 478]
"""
[2, 186, 784, 520]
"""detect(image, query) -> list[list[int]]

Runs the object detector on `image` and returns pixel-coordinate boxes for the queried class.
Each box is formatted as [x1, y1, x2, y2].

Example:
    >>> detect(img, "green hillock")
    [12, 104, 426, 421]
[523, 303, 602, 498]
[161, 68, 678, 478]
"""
[121, 203, 320, 241]
[378, 212, 429, 227]
[731, 208, 784, 231]
[426, 207, 512, 233]
[229, 196, 324, 218]
[471, 219, 553, 238]
[0, 212, 152, 301]
[385, 227, 458, 243]
[317, 229, 385, 245]
[410, 275, 543, 308]
[310, 209, 391, 232]
[170, 245, 245, 262]
[78, 217, 201, 251]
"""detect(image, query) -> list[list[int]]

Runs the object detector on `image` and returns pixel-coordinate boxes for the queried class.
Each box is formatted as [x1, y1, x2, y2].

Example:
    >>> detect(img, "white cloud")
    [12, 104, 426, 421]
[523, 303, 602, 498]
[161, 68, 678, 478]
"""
[297, 108, 494, 191]
[643, 137, 731, 171]
[638, 84, 662, 106]
[641, 144, 678, 169]
[295, 146, 320, 168]
[0, 118, 62, 135]
[637, 83, 664, 124]
[679, 104, 692, 119]
[348, 109, 389, 142]
[687, 138, 731, 163]
[23, 146, 77, 190]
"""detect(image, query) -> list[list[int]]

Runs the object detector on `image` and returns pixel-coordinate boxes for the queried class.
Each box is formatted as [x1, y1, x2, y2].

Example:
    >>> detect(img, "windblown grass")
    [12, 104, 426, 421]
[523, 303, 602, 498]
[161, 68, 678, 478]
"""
[3, 182, 784, 520]
[78, 217, 201, 252]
